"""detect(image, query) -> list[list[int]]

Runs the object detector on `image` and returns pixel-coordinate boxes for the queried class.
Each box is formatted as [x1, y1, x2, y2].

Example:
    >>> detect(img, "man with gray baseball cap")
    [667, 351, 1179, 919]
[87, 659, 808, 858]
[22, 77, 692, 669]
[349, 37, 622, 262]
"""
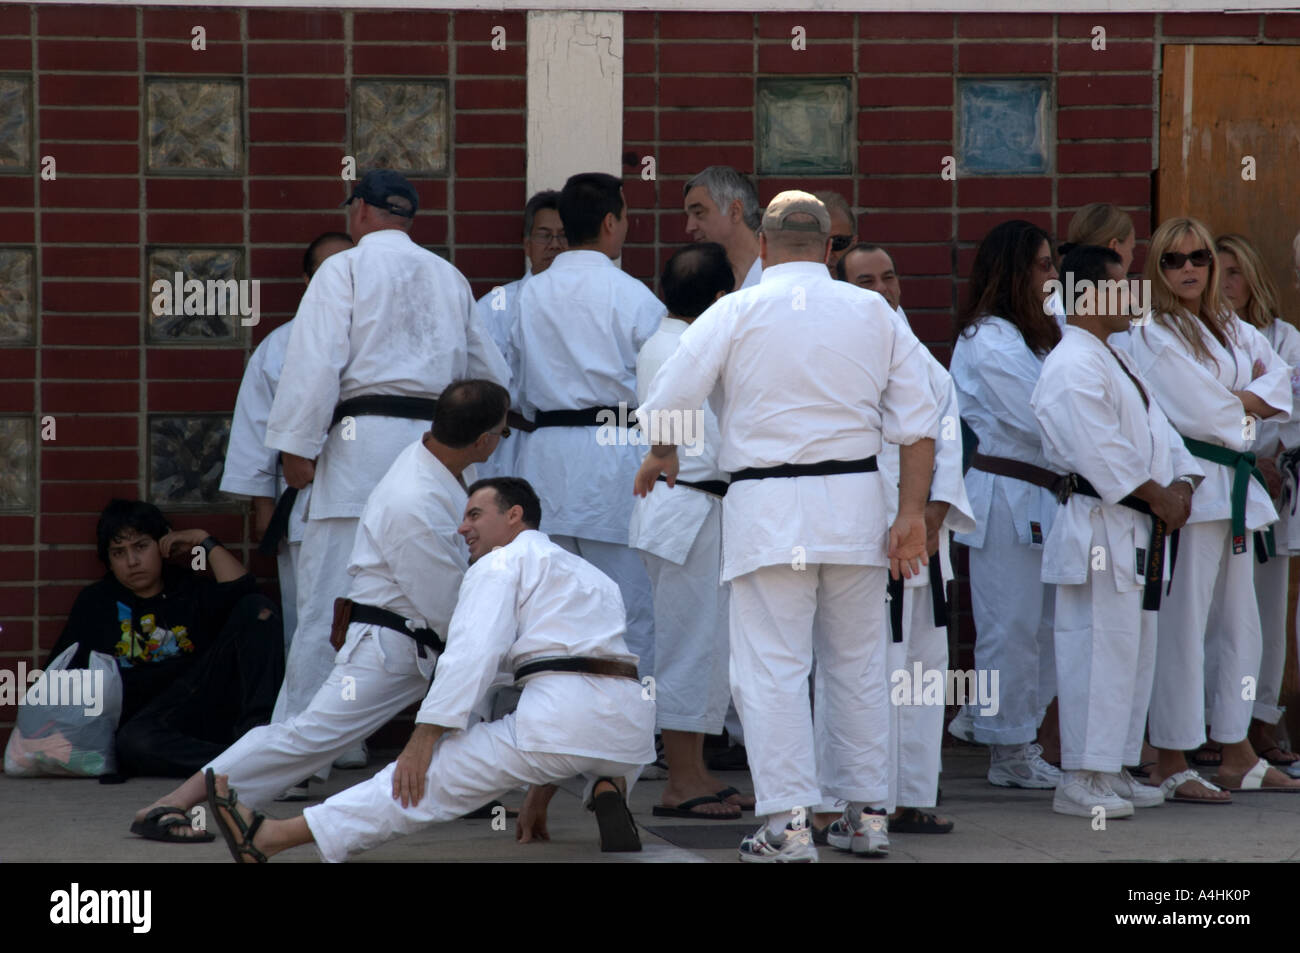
[635, 190, 941, 862]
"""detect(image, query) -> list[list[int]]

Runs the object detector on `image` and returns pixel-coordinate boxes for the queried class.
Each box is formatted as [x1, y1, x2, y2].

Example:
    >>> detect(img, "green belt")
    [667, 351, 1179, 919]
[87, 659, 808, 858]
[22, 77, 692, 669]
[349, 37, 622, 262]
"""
[1182, 436, 1275, 559]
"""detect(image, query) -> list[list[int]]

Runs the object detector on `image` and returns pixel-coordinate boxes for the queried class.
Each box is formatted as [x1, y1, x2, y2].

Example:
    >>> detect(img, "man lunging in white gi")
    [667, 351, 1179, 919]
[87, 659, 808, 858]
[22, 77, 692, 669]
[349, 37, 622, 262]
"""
[636, 191, 941, 863]
[265, 170, 509, 769]
[129, 380, 512, 839]
[1031, 245, 1200, 817]
[205, 477, 657, 862]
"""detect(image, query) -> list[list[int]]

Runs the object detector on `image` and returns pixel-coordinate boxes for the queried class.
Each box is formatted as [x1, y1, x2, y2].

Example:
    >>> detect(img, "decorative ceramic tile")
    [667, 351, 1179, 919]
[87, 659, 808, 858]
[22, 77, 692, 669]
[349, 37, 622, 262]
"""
[147, 247, 243, 342]
[147, 79, 242, 173]
[149, 415, 233, 507]
[0, 248, 34, 343]
[958, 79, 1050, 175]
[0, 77, 31, 171]
[757, 78, 852, 175]
[0, 416, 34, 511]
[353, 80, 448, 175]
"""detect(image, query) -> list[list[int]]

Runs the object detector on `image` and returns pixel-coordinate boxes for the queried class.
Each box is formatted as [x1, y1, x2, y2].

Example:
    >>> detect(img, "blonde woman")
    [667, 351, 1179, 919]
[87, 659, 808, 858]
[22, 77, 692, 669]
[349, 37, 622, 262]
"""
[1121, 217, 1300, 799]
[1063, 202, 1137, 274]
[1216, 233, 1300, 775]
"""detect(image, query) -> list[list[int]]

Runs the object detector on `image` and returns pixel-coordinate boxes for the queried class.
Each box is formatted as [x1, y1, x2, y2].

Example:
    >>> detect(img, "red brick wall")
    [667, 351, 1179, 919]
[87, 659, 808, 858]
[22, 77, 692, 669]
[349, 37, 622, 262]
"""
[4, 7, 1300, 747]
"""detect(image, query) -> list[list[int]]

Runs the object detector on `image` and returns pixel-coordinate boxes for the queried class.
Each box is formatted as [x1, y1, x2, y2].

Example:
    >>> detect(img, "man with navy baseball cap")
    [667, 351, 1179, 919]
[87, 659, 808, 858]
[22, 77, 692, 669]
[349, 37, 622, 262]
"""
[342, 168, 420, 218]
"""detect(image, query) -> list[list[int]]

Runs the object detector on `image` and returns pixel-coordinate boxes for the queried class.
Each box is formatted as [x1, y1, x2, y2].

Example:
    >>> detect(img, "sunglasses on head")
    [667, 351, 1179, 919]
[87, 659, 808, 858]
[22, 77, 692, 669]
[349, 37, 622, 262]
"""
[830, 236, 854, 253]
[1159, 248, 1212, 270]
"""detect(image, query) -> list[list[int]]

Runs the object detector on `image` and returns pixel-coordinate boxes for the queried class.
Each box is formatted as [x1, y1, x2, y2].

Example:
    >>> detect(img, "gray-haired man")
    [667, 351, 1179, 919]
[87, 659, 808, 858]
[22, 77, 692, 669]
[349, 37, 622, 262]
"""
[683, 166, 762, 290]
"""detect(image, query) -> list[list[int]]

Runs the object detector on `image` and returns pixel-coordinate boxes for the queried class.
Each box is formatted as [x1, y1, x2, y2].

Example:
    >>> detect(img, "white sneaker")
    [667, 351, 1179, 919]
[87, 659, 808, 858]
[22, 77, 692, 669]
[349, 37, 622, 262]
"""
[333, 742, 368, 770]
[988, 742, 1062, 789]
[738, 824, 819, 863]
[947, 705, 977, 743]
[1109, 768, 1165, 808]
[1053, 770, 1134, 818]
[825, 807, 890, 857]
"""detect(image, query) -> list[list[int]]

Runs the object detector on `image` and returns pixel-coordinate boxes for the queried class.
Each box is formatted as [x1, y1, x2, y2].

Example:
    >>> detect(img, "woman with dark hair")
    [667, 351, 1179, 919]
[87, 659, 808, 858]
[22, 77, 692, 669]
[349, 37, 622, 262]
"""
[950, 220, 1063, 789]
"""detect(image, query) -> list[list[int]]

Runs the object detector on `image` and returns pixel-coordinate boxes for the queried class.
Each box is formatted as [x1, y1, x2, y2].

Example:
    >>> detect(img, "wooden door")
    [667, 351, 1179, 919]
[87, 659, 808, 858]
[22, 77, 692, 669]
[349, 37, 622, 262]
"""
[1159, 44, 1300, 748]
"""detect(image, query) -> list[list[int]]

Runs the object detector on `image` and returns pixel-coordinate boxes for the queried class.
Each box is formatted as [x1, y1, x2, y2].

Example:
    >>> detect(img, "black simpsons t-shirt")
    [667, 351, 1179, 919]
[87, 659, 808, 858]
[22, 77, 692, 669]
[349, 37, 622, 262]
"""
[45, 564, 257, 723]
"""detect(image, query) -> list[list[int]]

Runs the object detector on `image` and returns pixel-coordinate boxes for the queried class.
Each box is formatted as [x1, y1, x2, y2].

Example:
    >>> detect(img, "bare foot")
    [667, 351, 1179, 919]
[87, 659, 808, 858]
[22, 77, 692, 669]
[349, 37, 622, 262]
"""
[659, 783, 741, 817]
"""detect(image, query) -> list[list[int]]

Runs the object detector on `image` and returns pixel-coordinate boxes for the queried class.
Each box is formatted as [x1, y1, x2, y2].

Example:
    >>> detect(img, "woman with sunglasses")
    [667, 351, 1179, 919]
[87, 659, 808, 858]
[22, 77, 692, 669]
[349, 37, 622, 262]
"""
[950, 220, 1064, 788]
[1215, 233, 1300, 776]
[1121, 217, 1300, 800]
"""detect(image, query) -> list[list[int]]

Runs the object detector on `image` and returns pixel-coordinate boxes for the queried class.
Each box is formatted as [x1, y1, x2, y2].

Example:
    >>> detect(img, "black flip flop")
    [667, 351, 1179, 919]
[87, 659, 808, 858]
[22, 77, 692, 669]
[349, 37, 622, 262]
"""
[715, 786, 754, 811]
[590, 778, 641, 852]
[129, 806, 215, 843]
[652, 795, 741, 819]
[889, 807, 954, 834]
[205, 768, 269, 863]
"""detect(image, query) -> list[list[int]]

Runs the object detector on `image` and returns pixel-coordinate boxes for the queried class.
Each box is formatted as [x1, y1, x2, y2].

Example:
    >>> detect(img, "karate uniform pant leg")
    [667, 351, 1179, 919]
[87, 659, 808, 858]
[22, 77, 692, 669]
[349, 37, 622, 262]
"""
[640, 507, 729, 735]
[967, 493, 1055, 745]
[1052, 555, 1149, 773]
[272, 516, 357, 726]
[552, 535, 656, 678]
[305, 714, 640, 863]
[1204, 532, 1264, 745]
[891, 584, 948, 810]
[207, 632, 429, 811]
[1252, 551, 1289, 725]
[276, 540, 301, 659]
[1148, 520, 1224, 750]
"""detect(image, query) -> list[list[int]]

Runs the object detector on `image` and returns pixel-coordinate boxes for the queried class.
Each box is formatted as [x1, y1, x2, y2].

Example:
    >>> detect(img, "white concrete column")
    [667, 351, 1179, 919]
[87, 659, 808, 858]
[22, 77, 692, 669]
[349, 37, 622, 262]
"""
[526, 11, 623, 196]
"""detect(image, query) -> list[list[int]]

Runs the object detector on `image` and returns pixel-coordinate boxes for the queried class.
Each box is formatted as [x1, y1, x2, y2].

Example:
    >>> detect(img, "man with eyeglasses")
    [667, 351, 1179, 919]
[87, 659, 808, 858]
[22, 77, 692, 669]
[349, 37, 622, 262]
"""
[684, 166, 764, 290]
[130, 379, 513, 842]
[813, 190, 857, 273]
[474, 190, 567, 362]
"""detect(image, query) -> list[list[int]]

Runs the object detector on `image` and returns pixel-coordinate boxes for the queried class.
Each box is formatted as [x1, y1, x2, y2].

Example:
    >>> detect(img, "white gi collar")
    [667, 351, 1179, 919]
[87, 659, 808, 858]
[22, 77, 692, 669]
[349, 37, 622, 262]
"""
[757, 260, 835, 283]
[357, 228, 414, 248]
[548, 249, 616, 270]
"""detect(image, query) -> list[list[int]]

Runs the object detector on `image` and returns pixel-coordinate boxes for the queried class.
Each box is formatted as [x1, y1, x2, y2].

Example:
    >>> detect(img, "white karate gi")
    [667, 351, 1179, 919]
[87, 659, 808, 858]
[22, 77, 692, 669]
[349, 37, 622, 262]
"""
[640, 265, 941, 815]
[628, 316, 729, 734]
[205, 440, 468, 810]
[1032, 326, 1202, 772]
[1251, 318, 1300, 724]
[1120, 315, 1290, 747]
[264, 230, 508, 725]
[850, 342, 975, 812]
[741, 256, 762, 289]
[219, 322, 309, 658]
[510, 249, 664, 675]
[303, 529, 657, 863]
[950, 316, 1059, 745]
[472, 274, 527, 481]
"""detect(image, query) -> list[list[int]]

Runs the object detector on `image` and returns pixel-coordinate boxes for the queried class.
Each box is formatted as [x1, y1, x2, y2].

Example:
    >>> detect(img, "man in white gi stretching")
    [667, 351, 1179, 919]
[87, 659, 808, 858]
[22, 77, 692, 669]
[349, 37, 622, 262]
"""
[205, 476, 657, 862]
[636, 191, 941, 862]
[264, 169, 509, 764]
[630, 242, 754, 818]
[1031, 245, 1199, 817]
[129, 380, 512, 839]
[510, 172, 664, 675]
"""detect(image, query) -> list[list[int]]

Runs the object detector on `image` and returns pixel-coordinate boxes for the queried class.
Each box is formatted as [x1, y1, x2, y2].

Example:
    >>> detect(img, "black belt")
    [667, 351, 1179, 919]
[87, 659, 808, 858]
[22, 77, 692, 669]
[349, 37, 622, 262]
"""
[350, 601, 444, 658]
[259, 394, 438, 556]
[513, 656, 640, 685]
[730, 456, 878, 483]
[1063, 475, 1179, 612]
[969, 452, 1070, 501]
[887, 554, 949, 643]
[531, 407, 623, 428]
[656, 474, 728, 498]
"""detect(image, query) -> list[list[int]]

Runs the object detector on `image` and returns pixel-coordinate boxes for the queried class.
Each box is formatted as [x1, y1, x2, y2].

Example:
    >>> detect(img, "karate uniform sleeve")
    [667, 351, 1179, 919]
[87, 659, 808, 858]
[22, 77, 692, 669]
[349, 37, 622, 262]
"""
[931, 370, 977, 534]
[414, 559, 520, 729]
[880, 307, 943, 446]
[219, 339, 279, 498]
[1130, 329, 1254, 451]
[1032, 371, 1152, 504]
[957, 327, 1047, 452]
[633, 287, 667, 353]
[264, 260, 354, 459]
[1239, 320, 1293, 422]
[383, 522, 465, 636]
[463, 287, 512, 390]
[638, 310, 729, 435]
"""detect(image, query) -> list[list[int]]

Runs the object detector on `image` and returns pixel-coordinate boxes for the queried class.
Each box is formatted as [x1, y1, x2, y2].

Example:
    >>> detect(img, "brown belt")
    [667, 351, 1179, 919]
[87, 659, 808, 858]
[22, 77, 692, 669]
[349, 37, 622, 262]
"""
[513, 656, 639, 685]
[970, 452, 1071, 502]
